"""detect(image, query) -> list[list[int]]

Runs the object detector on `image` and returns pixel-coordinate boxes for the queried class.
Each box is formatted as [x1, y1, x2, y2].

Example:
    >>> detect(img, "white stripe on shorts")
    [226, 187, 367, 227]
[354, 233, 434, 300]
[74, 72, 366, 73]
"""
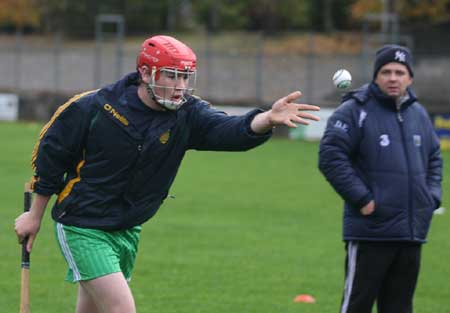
[340, 241, 358, 313]
[56, 223, 82, 281]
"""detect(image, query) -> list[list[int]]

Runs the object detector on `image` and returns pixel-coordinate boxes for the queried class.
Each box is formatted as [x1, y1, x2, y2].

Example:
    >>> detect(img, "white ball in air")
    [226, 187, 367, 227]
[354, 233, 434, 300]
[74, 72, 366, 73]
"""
[333, 69, 352, 90]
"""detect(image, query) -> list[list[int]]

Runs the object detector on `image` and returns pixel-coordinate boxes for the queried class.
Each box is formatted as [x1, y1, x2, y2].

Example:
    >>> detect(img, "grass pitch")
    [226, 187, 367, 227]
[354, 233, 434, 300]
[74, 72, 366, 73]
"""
[1, 121, 449, 312]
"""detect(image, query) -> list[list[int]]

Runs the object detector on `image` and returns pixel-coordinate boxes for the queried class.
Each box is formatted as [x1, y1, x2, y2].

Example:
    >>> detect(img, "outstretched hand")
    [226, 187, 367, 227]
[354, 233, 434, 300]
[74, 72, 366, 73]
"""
[250, 91, 320, 134]
[269, 91, 320, 128]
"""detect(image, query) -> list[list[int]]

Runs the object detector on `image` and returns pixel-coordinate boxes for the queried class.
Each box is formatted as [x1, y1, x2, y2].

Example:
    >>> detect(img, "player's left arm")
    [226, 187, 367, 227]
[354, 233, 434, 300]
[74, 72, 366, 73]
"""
[188, 91, 319, 151]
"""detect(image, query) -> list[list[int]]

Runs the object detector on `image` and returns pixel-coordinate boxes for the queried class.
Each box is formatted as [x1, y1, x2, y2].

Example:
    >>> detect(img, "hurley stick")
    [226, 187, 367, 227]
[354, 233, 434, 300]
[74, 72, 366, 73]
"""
[20, 183, 32, 313]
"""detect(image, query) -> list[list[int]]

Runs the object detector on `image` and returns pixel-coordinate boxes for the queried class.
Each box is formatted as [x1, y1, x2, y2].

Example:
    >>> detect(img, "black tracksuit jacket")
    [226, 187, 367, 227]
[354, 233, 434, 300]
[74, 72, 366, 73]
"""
[32, 72, 271, 230]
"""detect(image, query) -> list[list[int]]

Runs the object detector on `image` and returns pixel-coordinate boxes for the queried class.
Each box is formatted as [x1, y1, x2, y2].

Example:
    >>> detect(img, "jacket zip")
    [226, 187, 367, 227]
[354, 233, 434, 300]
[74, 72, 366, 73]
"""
[123, 142, 144, 197]
[397, 107, 414, 240]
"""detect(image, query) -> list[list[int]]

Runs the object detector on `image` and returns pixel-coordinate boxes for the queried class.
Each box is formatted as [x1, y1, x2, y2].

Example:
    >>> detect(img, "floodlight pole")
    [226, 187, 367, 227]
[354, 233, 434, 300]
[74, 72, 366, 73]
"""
[361, 12, 406, 81]
[53, 31, 62, 93]
[94, 14, 125, 88]
[14, 28, 23, 91]
[255, 33, 263, 104]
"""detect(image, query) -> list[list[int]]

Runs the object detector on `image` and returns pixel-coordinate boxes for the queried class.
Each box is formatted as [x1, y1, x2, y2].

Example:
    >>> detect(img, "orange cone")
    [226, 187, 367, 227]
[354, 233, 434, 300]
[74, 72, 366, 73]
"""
[293, 294, 316, 303]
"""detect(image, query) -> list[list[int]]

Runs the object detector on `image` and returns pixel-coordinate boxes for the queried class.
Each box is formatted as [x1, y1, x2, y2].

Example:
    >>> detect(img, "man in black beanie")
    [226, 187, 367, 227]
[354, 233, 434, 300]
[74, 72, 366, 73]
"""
[373, 44, 414, 78]
[319, 44, 442, 313]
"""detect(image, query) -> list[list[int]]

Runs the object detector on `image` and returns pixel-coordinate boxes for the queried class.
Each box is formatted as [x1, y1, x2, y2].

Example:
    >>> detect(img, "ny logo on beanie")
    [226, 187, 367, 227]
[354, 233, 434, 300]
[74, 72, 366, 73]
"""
[395, 51, 406, 62]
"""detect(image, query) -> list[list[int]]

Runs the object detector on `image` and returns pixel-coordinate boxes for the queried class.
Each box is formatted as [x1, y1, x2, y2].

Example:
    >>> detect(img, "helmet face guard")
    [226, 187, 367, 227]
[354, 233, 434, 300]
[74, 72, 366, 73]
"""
[137, 35, 197, 110]
[147, 67, 197, 111]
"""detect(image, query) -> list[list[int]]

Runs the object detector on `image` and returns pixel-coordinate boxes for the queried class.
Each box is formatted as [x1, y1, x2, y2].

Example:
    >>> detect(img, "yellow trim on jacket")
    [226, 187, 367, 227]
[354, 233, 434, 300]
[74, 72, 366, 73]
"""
[31, 89, 97, 172]
[57, 160, 85, 204]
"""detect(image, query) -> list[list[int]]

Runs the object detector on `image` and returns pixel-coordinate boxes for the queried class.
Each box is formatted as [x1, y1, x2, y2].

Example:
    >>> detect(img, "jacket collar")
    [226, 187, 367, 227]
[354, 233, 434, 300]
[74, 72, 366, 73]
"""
[99, 72, 139, 102]
[369, 82, 417, 111]
[342, 83, 417, 111]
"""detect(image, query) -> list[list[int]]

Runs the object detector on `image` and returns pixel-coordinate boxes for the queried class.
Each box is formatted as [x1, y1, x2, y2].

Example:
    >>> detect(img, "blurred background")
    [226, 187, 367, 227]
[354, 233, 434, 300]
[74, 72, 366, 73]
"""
[0, 0, 449, 124]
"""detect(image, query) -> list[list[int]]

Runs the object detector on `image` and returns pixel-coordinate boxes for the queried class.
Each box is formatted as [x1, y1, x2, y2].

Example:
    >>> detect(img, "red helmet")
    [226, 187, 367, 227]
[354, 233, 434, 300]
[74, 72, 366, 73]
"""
[137, 35, 196, 72]
[137, 35, 197, 110]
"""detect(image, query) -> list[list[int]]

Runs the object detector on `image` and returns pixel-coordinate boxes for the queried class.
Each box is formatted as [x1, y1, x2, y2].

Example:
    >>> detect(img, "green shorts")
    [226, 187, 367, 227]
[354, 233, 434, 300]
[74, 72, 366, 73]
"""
[55, 223, 141, 283]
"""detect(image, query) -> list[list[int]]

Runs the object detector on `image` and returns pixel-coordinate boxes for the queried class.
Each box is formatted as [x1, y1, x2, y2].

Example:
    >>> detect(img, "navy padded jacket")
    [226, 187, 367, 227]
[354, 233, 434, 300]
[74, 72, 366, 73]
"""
[32, 72, 271, 230]
[319, 83, 442, 242]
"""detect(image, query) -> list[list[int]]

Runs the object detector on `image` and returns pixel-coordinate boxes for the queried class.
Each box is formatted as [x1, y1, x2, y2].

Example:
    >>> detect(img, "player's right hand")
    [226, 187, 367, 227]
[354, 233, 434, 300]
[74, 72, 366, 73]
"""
[15, 211, 41, 253]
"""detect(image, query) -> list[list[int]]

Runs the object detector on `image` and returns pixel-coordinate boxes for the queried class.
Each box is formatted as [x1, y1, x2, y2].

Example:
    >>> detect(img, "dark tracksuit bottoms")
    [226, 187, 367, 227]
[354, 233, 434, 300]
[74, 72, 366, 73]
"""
[340, 241, 421, 313]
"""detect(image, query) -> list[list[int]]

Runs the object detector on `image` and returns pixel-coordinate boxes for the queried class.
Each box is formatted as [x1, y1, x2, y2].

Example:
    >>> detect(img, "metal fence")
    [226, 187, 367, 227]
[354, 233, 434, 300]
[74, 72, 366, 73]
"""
[0, 31, 449, 113]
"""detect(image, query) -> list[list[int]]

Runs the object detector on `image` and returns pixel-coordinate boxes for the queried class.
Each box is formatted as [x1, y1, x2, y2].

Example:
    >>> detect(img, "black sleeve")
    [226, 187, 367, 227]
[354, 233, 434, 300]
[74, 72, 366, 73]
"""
[188, 102, 272, 151]
[31, 97, 93, 195]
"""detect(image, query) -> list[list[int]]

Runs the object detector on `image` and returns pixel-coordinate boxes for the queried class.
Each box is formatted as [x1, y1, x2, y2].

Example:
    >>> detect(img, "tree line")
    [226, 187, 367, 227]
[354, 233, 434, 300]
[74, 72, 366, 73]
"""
[0, 0, 449, 37]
